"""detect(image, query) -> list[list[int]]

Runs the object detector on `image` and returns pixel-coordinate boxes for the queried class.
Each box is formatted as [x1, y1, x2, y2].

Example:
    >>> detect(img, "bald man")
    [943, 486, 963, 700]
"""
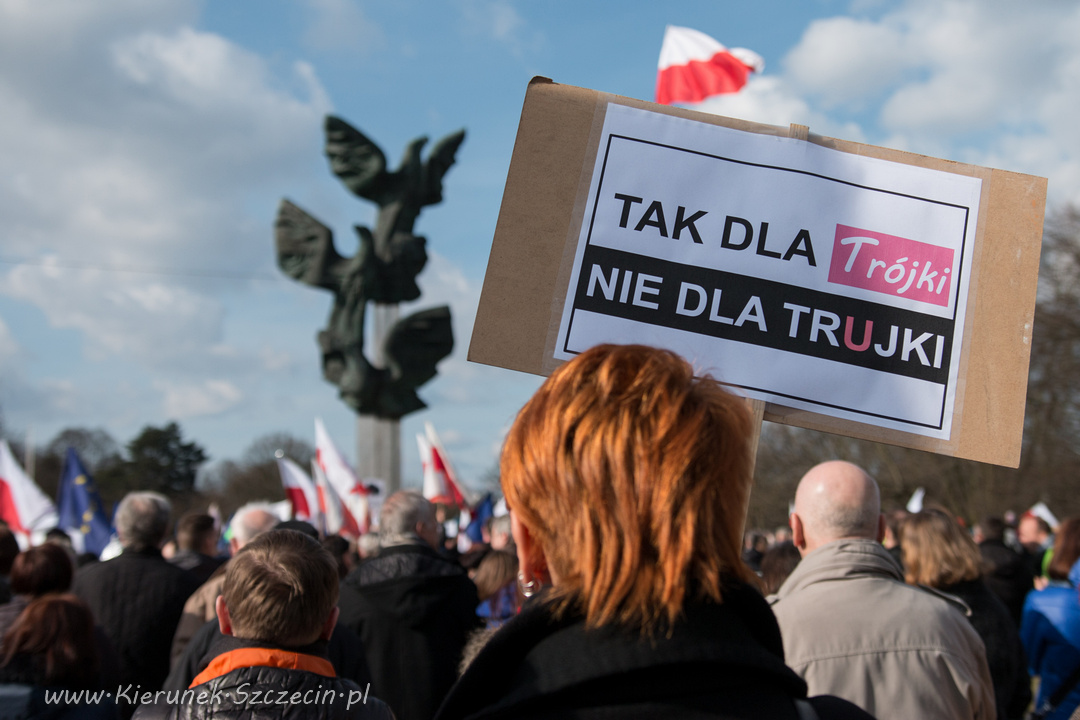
[769, 461, 996, 720]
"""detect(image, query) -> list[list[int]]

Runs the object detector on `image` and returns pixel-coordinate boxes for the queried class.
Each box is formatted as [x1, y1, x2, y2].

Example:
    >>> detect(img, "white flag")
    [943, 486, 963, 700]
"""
[906, 487, 926, 513]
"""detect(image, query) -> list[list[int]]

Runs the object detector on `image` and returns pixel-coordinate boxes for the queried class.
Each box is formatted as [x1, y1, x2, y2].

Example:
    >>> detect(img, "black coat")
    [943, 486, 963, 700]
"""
[435, 582, 876, 720]
[338, 543, 480, 720]
[133, 636, 394, 720]
[163, 617, 373, 692]
[167, 551, 225, 587]
[72, 549, 201, 699]
[941, 578, 1032, 720]
[979, 539, 1034, 627]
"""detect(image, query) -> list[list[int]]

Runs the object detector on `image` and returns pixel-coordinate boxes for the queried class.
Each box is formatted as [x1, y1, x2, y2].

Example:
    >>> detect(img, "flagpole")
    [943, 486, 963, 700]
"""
[24, 427, 34, 481]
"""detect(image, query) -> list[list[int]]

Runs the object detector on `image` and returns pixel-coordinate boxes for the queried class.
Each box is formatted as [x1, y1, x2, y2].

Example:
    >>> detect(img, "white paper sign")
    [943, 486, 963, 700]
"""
[554, 104, 982, 439]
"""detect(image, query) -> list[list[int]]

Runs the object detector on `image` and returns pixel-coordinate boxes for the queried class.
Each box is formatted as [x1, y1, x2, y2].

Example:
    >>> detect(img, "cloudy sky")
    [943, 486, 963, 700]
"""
[1, 0, 1076, 491]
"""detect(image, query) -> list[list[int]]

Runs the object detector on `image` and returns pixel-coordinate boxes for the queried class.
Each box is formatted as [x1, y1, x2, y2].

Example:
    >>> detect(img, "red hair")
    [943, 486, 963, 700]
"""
[501, 344, 755, 632]
[1049, 518, 1080, 581]
[1, 594, 99, 688]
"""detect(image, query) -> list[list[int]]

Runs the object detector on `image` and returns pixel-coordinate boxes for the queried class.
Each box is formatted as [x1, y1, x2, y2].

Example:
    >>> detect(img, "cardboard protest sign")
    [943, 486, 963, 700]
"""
[470, 78, 1046, 467]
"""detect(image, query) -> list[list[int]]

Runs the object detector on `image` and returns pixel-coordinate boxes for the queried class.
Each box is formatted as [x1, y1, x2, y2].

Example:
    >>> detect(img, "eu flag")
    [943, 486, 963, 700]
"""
[57, 448, 112, 557]
[465, 493, 494, 544]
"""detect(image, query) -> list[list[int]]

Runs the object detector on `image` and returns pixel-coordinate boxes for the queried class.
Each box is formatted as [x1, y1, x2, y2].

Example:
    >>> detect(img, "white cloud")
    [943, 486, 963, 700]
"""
[483, 1, 524, 43]
[784, 16, 908, 107]
[454, 0, 538, 55]
[159, 379, 243, 418]
[301, 0, 382, 52]
[0, 317, 19, 369]
[776, 0, 1080, 205]
[0, 8, 334, 376]
[259, 346, 296, 372]
[696, 77, 866, 142]
[3, 257, 225, 365]
[782, 2, 1070, 134]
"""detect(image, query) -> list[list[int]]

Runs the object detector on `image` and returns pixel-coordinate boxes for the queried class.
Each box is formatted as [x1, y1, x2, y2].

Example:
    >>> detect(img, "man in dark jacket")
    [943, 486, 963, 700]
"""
[974, 515, 1035, 627]
[338, 491, 480, 720]
[167, 513, 225, 585]
[73, 492, 201, 718]
[134, 529, 392, 720]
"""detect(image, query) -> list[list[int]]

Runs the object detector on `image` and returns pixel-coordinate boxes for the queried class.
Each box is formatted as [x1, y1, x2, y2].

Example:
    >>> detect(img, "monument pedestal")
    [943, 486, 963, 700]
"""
[356, 414, 400, 494]
[357, 302, 401, 494]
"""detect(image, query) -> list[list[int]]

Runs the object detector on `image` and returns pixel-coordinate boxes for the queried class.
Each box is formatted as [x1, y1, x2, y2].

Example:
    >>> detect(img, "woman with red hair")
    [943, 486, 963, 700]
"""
[0, 594, 119, 718]
[436, 344, 872, 720]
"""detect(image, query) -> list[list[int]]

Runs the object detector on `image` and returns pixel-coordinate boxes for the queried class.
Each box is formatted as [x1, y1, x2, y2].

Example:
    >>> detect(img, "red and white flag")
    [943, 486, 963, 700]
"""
[314, 418, 369, 536]
[655, 26, 764, 105]
[418, 423, 467, 510]
[312, 460, 355, 537]
[0, 440, 57, 537]
[276, 455, 321, 527]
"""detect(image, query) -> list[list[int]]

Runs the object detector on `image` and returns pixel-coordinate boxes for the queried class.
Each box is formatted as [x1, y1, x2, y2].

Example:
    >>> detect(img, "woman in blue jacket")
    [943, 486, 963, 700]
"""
[1021, 517, 1080, 720]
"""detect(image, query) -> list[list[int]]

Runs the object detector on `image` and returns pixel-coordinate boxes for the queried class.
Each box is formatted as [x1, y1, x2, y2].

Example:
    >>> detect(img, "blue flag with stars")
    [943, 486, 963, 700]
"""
[465, 493, 494, 544]
[57, 448, 112, 557]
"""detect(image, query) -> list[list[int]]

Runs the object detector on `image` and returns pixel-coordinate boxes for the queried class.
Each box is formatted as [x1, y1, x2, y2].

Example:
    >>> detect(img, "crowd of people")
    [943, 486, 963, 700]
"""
[741, 491, 1080, 719]
[0, 343, 1078, 719]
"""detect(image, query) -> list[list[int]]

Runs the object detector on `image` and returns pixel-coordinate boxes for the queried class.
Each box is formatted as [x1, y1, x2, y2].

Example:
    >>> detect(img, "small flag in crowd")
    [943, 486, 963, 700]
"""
[418, 422, 467, 510]
[465, 493, 494, 544]
[315, 418, 369, 536]
[311, 460, 346, 536]
[0, 439, 57, 538]
[57, 448, 112, 556]
[276, 454, 321, 528]
[655, 26, 764, 105]
[1027, 502, 1059, 530]
[906, 487, 926, 513]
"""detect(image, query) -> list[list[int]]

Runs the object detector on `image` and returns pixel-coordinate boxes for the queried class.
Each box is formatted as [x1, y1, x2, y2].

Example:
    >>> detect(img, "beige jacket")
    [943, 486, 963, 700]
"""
[169, 569, 225, 668]
[769, 539, 996, 720]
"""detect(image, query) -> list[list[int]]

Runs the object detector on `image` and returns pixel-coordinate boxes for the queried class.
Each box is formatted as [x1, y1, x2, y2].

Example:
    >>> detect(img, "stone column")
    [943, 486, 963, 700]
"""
[356, 303, 402, 493]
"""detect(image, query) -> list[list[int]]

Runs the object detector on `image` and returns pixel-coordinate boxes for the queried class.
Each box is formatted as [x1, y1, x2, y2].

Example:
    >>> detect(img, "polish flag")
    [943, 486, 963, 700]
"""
[0, 440, 57, 537]
[314, 418, 369, 535]
[655, 26, 764, 105]
[311, 459, 359, 537]
[276, 455, 321, 527]
[418, 423, 467, 510]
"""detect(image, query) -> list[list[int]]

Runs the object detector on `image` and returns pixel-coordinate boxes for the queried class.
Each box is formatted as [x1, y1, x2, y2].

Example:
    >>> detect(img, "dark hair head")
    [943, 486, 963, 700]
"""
[321, 535, 351, 580]
[472, 550, 518, 602]
[760, 541, 802, 595]
[44, 528, 73, 547]
[10, 543, 74, 596]
[1048, 518, 1080, 581]
[223, 529, 339, 646]
[276, 520, 319, 539]
[0, 527, 20, 575]
[976, 516, 1006, 542]
[1, 594, 99, 688]
[176, 514, 218, 552]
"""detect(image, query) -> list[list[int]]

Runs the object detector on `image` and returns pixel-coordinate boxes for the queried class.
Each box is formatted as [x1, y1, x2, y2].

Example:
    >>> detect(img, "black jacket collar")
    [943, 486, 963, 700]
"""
[437, 581, 807, 720]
